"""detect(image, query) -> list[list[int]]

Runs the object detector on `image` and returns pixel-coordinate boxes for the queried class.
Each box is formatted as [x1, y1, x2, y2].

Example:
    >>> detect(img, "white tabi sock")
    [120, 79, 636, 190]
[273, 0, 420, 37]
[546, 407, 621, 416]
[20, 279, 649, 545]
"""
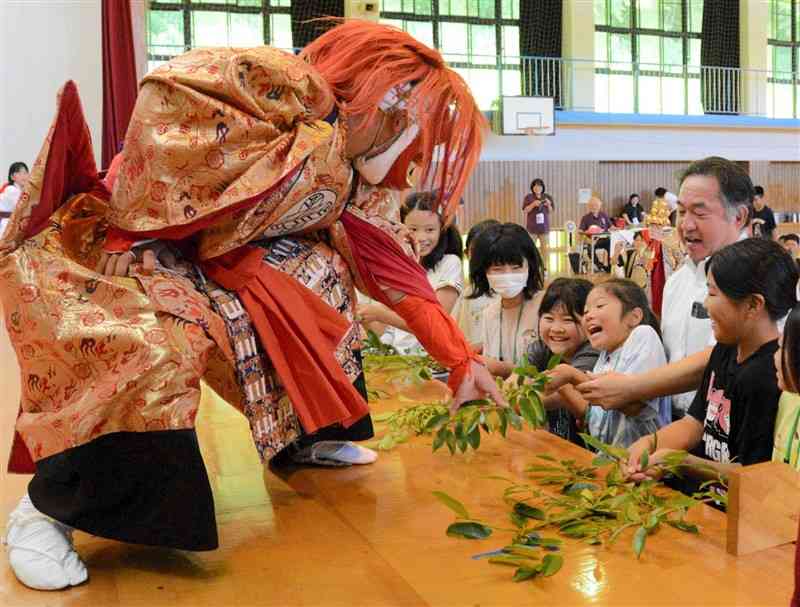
[3, 493, 88, 590]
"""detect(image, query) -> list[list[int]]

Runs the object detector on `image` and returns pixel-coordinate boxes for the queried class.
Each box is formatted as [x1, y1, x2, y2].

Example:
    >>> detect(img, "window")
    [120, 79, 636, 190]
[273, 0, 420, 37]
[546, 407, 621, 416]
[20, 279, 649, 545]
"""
[381, 1, 520, 110]
[594, 0, 703, 114]
[768, 0, 800, 118]
[147, 1, 521, 111]
[147, 0, 293, 73]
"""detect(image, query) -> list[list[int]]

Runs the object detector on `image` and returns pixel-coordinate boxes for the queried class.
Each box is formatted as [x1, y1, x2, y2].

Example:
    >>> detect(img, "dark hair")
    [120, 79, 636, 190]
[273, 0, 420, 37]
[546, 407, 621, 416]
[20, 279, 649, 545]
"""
[780, 233, 800, 245]
[679, 156, 754, 223]
[754, 185, 765, 197]
[465, 219, 500, 255]
[708, 238, 799, 322]
[628, 193, 640, 204]
[469, 223, 544, 300]
[7, 161, 28, 184]
[654, 187, 667, 198]
[782, 305, 800, 393]
[539, 277, 593, 321]
[592, 278, 662, 339]
[530, 178, 546, 195]
[402, 191, 463, 271]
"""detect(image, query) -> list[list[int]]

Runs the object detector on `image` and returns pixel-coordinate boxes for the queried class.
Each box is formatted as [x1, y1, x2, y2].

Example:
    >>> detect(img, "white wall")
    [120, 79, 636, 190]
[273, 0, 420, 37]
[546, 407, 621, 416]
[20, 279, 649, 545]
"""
[0, 1, 103, 175]
[482, 123, 800, 162]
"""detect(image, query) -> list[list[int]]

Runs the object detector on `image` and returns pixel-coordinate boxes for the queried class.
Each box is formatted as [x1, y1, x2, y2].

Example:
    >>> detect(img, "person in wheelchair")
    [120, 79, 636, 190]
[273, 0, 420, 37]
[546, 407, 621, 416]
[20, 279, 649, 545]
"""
[579, 197, 613, 273]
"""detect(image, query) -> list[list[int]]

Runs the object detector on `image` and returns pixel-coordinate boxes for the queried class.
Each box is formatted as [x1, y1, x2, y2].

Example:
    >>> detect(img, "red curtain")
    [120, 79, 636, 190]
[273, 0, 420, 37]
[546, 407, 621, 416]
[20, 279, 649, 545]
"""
[101, 0, 138, 170]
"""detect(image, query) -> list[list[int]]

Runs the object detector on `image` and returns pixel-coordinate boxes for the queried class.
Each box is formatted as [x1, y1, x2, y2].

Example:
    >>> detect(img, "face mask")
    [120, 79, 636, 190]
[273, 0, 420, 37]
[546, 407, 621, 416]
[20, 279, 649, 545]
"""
[354, 120, 419, 185]
[487, 272, 528, 299]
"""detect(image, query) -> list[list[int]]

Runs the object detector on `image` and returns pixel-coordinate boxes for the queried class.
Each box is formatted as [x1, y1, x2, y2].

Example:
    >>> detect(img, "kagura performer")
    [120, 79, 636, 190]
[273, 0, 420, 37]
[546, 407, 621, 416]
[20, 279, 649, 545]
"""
[0, 21, 503, 590]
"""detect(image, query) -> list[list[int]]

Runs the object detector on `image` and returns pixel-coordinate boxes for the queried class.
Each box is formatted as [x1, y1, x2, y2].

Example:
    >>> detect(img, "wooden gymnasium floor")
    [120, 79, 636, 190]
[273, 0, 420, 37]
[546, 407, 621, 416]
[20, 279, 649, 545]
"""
[0, 316, 795, 607]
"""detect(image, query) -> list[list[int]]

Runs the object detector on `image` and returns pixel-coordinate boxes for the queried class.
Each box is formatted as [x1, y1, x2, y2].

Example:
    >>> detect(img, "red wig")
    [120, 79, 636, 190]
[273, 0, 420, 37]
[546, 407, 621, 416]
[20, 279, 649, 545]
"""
[301, 19, 486, 226]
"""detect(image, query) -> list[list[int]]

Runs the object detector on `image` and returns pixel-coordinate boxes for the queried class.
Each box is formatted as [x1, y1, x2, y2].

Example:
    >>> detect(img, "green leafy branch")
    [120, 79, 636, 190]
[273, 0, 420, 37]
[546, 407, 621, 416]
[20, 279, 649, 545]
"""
[362, 329, 400, 357]
[367, 402, 449, 451]
[581, 432, 729, 509]
[432, 491, 564, 583]
[501, 354, 561, 429]
[431, 400, 525, 455]
[433, 436, 730, 583]
[366, 354, 561, 454]
[363, 353, 442, 380]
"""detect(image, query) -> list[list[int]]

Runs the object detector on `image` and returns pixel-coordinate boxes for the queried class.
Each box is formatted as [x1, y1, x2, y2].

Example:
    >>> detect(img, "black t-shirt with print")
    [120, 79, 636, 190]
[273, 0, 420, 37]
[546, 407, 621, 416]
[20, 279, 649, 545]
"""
[687, 340, 781, 466]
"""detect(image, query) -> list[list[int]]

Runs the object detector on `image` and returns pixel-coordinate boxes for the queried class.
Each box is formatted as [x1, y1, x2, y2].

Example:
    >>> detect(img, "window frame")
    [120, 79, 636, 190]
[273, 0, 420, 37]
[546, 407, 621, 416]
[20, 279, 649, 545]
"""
[767, 0, 800, 118]
[594, 0, 702, 114]
[147, 0, 292, 67]
[380, 1, 522, 109]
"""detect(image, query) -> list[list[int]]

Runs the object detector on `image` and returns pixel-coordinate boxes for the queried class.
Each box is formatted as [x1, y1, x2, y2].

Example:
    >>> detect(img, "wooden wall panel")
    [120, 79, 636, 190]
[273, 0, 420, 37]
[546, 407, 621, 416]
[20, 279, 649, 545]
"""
[449, 160, 798, 234]
[767, 162, 800, 212]
[597, 161, 690, 217]
[453, 161, 597, 234]
[749, 161, 770, 199]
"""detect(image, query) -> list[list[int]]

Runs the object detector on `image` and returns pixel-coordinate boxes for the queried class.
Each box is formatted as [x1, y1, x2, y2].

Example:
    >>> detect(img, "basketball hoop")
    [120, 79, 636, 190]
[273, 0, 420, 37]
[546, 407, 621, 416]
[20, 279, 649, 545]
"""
[502, 96, 556, 136]
[522, 127, 551, 136]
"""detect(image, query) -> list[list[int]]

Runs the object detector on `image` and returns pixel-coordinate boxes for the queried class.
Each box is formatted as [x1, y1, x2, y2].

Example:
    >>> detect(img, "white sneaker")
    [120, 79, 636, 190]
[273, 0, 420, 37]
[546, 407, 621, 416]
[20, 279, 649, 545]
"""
[3, 493, 88, 590]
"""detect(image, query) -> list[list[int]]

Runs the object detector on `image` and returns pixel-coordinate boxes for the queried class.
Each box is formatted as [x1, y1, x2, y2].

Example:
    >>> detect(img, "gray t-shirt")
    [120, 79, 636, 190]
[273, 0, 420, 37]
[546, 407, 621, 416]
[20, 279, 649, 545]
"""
[528, 340, 599, 445]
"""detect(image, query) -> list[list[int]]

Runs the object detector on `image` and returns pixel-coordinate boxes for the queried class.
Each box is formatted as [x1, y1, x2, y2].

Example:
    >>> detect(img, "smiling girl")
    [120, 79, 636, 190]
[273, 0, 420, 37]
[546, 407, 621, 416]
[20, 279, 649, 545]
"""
[547, 278, 670, 447]
[358, 191, 464, 354]
[525, 278, 598, 444]
[626, 238, 798, 483]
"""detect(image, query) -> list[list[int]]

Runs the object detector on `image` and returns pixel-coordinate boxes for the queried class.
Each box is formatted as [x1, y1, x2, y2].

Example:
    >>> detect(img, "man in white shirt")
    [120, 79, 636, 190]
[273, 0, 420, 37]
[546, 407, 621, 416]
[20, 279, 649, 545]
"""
[577, 157, 752, 415]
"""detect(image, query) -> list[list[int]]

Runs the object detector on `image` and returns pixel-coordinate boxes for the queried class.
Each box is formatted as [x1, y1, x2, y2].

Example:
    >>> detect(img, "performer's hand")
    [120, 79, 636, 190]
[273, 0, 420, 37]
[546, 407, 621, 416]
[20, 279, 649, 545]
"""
[96, 246, 165, 277]
[503, 372, 528, 392]
[97, 250, 155, 276]
[451, 360, 507, 413]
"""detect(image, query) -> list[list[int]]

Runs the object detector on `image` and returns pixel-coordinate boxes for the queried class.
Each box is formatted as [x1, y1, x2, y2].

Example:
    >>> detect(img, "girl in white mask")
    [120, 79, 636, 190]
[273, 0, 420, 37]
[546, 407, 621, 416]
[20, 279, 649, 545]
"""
[469, 223, 545, 378]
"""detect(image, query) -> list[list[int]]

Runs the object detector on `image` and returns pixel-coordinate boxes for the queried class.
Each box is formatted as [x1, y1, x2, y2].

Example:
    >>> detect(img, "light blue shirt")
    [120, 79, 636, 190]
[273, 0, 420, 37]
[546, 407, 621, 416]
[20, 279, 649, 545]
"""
[588, 325, 671, 447]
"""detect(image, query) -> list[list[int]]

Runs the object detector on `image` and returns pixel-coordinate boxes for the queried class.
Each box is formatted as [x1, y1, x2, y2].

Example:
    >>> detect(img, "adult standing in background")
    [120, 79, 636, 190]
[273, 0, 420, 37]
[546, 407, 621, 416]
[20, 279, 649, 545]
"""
[751, 185, 777, 240]
[522, 178, 554, 267]
[0, 162, 29, 235]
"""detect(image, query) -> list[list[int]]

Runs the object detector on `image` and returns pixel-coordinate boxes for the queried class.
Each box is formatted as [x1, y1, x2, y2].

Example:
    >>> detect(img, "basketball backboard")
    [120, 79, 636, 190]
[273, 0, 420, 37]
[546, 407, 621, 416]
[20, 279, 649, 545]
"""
[501, 96, 555, 136]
